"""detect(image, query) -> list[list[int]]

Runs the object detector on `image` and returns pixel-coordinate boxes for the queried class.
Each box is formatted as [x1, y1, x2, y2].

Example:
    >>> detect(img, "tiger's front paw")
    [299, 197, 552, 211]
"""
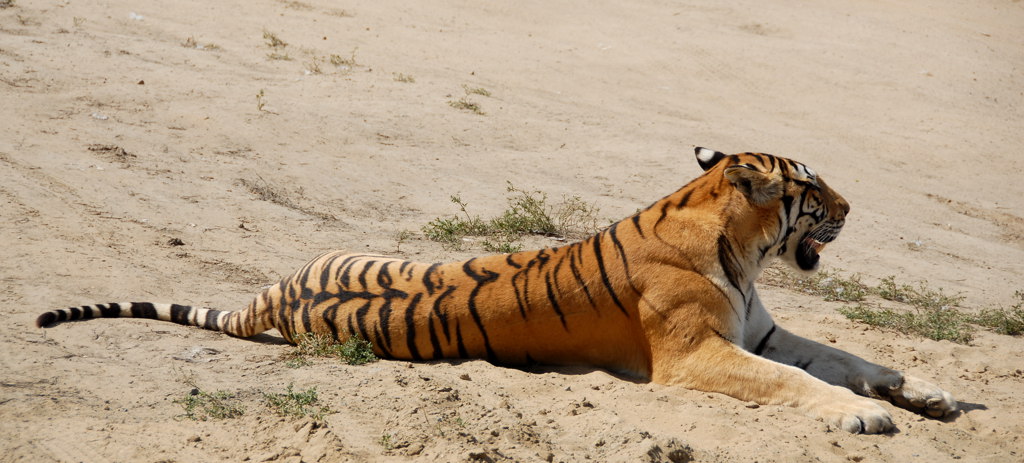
[812, 392, 894, 434]
[886, 375, 957, 418]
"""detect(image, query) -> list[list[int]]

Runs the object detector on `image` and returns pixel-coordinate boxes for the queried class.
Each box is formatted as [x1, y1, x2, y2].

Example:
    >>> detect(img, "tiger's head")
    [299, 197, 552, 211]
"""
[695, 147, 850, 272]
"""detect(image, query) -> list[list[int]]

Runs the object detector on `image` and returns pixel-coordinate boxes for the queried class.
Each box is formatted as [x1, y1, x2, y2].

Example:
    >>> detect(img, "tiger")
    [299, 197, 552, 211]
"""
[37, 147, 957, 433]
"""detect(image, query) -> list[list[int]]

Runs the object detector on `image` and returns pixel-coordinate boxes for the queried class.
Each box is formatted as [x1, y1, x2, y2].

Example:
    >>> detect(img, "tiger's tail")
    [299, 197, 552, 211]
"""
[36, 296, 276, 339]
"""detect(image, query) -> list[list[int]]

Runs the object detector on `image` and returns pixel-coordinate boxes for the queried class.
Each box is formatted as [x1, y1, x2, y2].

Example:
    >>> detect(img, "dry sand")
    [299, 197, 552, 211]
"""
[2, 0, 1023, 461]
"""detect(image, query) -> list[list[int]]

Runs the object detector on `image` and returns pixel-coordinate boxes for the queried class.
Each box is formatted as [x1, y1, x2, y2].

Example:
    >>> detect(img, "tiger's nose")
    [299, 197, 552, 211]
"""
[835, 195, 850, 218]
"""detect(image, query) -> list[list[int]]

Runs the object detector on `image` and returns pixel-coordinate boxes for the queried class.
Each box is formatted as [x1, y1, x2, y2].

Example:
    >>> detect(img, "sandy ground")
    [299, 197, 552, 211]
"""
[2, 0, 1023, 461]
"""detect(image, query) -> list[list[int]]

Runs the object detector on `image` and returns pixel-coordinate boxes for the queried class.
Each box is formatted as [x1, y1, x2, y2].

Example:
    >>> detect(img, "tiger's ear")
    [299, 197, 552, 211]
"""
[695, 147, 726, 171]
[724, 165, 784, 205]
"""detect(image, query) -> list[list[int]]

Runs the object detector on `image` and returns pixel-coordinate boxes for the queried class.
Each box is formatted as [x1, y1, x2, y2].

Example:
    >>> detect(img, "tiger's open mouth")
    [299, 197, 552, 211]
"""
[796, 224, 841, 271]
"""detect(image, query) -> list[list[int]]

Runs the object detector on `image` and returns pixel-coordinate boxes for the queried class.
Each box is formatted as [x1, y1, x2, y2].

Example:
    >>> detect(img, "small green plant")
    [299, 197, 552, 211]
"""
[970, 290, 1024, 335]
[174, 386, 245, 421]
[264, 384, 330, 420]
[876, 275, 964, 310]
[422, 185, 600, 251]
[839, 303, 974, 344]
[285, 332, 378, 366]
[489, 186, 557, 237]
[838, 276, 971, 343]
[394, 229, 414, 253]
[449, 97, 484, 115]
[393, 73, 415, 83]
[482, 239, 523, 254]
[379, 433, 395, 450]
[462, 85, 491, 97]
[339, 335, 378, 365]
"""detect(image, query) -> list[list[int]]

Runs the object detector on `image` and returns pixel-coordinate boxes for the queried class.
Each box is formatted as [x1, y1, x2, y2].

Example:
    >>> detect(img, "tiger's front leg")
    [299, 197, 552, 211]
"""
[743, 291, 957, 419]
[754, 325, 957, 419]
[652, 331, 897, 434]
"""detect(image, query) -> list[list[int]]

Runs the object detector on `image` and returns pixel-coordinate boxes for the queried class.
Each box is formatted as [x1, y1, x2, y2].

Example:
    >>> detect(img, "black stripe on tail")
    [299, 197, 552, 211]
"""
[36, 302, 226, 331]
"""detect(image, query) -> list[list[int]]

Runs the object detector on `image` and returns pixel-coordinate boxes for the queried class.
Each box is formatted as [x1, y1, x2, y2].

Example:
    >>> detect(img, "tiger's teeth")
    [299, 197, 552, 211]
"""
[811, 239, 826, 253]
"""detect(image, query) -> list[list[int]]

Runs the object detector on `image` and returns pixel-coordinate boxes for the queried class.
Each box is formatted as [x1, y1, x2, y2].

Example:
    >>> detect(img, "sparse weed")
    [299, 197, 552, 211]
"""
[490, 188, 558, 238]
[462, 85, 491, 97]
[279, 0, 312, 9]
[970, 290, 1024, 335]
[379, 433, 395, 450]
[182, 36, 220, 51]
[789, 269, 869, 302]
[339, 335, 378, 365]
[422, 184, 601, 252]
[174, 386, 245, 421]
[0, 0, 15, 10]
[264, 384, 330, 420]
[304, 55, 323, 74]
[394, 229, 415, 253]
[329, 47, 358, 68]
[393, 73, 415, 83]
[16, 14, 39, 26]
[263, 30, 288, 49]
[256, 89, 268, 112]
[449, 97, 484, 115]
[482, 239, 524, 254]
[284, 332, 378, 366]
[238, 176, 335, 220]
[838, 303, 974, 344]
[240, 176, 296, 208]
[876, 276, 964, 310]
[267, 52, 292, 61]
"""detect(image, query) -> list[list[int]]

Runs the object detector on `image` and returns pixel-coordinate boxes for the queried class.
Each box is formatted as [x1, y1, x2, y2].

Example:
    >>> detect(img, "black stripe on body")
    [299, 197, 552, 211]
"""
[403, 293, 424, 360]
[422, 263, 441, 295]
[630, 215, 645, 238]
[319, 253, 345, 295]
[354, 301, 373, 341]
[753, 324, 776, 355]
[337, 254, 363, 288]
[543, 271, 568, 330]
[608, 223, 641, 297]
[357, 260, 376, 288]
[374, 326, 393, 358]
[431, 286, 456, 344]
[321, 303, 341, 340]
[427, 311, 443, 360]
[717, 234, 746, 306]
[567, 243, 597, 310]
[505, 254, 522, 269]
[462, 259, 498, 361]
[592, 234, 629, 317]
[455, 322, 468, 358]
